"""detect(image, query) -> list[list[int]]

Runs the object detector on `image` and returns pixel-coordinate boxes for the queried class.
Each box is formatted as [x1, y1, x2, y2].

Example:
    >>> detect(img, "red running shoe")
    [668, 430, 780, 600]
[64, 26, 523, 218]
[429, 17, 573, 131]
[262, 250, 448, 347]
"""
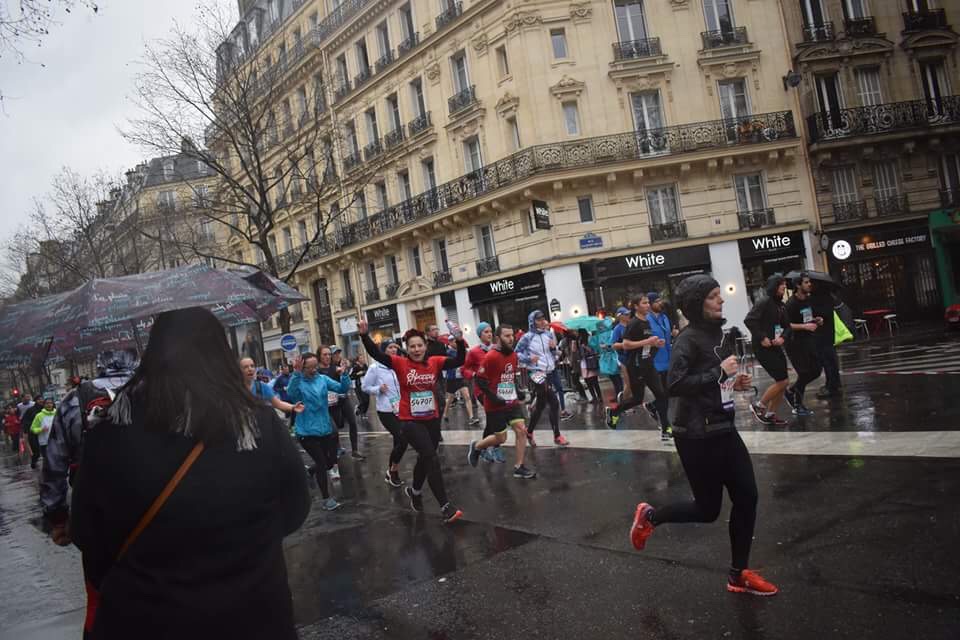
[727, 569, 779, 596]
[630, 502, 655, 550]
[554, 435, 570, 447]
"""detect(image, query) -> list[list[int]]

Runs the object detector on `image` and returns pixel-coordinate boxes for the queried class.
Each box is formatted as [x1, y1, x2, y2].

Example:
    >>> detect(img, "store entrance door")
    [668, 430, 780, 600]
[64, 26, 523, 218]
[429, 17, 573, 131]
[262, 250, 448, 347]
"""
[413, 308, 437, 333]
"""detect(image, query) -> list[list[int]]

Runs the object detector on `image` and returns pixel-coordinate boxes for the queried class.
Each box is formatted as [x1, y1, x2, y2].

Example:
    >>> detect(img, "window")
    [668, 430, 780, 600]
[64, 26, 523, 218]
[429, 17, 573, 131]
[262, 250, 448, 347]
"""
[435, 238, 449, 271]
[199, 219, 214, 241]
[842, 0, 869, 19]
[410, 77, 426, 117]
[464, 136, 483, 173]
[282, 227, 293, 252]
[387, 94, 402, 132]
[478, 224, 495, 259]
[873, 161, 900, 200]
[365, 108, 380, 143]
[386, 255, 400, 284]
[268, 234, 279, 257]
[941, 153, 960, 194]
[702, 0, 735, 32]
[646, 185, 680, 225]
[267, 0, 279, 23]
[309, 11, 319, 30]
[855, 67, 882, 106]
[158, 190, 176, 209]
[163, 160, 175, 180]
[366, 262, 378, 291]
[193, 185, 210, 207]
[615, 0, 648, 42]
[815, 73, 845, 130]
[345, 121, 359, 154]
[831, 166, 859, 204]
[375, 181, 389, 211]
[298, 220, 308, 245]
[195, 160, 206, 175]
[398, 171, 413, 200]
[335, 54, 349, 86]
[920, 59, 950, 115]
[355, 38, 371, 74]
[292, 27, 302, 46]
[507, 116, 521, 150]
[296, 86, 309, 119]
[577, 196, 595, 223]
[411, 244, 423, 277]
[399, 4, 415, 40]
[734, 174, 766, 212]
[800, 0, 827, 27]
[496, 45, 510, 78]
[273, 166, 286, 205]
[718, 79, 750, 120]
[451, 51, 469, 92]
[282, 99, 294, 132]
[631, 91, 665, 153]
[563, 102, 580, 135]
[422, 158, 437, 190]
[376, 21, 391, 58]
[341, 269, 354, 297]
[247, 19, 259, 48]
[356, 190, 368, 219]
[550, 29, 568, 59]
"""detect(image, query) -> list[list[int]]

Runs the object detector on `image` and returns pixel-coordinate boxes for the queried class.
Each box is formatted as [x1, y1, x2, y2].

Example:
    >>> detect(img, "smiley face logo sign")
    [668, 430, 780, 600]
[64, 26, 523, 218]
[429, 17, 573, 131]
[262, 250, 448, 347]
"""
[831, 240, 852, 261]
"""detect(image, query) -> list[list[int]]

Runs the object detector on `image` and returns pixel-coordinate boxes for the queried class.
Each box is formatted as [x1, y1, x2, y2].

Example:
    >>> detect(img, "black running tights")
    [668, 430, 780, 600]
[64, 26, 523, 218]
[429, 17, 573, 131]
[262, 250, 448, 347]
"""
[528, 380, 560, 437]
[584, 376, 602, 402]
[650, 430, 758, 571]
[378, 411, 408, 465]
[332, 400, 359, 452]
[402, 419, 448, 506]
[786, 345, 822, 398]
[618, 362, 670, 433]
[299, 434, 338, 499]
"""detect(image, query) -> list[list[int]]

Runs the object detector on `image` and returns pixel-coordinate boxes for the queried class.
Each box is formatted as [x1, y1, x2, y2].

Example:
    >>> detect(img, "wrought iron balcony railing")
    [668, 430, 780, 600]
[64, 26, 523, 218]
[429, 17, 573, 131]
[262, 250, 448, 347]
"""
[831, 200, 869, 222]
[612, 37, 662, 61]
[397, 32, 420, 56]
[354, 66, 372, 88]
[433, 269, 453, 288]
[476, 256, 501, 277]
[384, 128, 405, 149]
[650, 221, 688, 242]
[339, 294, 356, 310]
[940, 188, 960, 209]
[448, 85, 477, 115]
[375, 50, 395, 73]
[333, 80, 352, 103]
[385, 282, 400, 298]
[316, 0, 374, 41]
[737, 208, 777, 230]
[700, 26, 748, 50]
[363, 140, 383, 161]
[902, 9, 948, 31]
[342, 150, 362, 173]
[435, 2, 463, 31]
[844, 17, 876, 37]
[364, 288, 381, 303]
[802, 22, 834, 42]
[407, 111, 432, 137]
[875, 193, 910, 217]
[807, 96, 960, 143]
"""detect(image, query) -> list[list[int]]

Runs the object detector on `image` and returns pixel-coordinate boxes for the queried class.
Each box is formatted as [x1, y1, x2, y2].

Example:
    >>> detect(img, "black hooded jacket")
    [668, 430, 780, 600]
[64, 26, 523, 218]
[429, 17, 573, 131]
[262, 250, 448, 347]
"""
[744, 274, 790, 348]
[667, 275, 737, 439]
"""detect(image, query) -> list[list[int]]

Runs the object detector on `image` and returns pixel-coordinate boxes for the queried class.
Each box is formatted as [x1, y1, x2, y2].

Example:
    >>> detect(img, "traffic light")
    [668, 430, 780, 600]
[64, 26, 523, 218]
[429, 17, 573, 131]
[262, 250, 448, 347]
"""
[12, 388, 20, 398]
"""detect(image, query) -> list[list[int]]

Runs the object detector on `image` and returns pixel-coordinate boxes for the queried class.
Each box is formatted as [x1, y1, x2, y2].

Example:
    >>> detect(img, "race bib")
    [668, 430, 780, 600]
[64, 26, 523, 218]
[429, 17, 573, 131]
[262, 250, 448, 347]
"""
[801, 307, 813, 323]
[497, 382, 517, 401]
[327, 392, 339, 406]
[410, 390, 436, 417]
[389, 392, 401, 415]
[530, 371, 546, 385]
[774, 324, 783, 339]
[641, 345, 652, 358]
[719, 378, 736, 413]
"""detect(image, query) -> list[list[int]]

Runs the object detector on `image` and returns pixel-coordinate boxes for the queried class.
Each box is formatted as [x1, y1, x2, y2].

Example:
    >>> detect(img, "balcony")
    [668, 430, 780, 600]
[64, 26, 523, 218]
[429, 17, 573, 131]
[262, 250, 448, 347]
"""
[476, 256, 501, 277]
[354, 66, 372, 89]
[612, 37, 662, 61]
[364, 288, 381, 303]
[433, 269, 453, 288]
[940, 188, 960, 209]
[333, 80, 352, 103]
[700, 26, 749, 50]
[342, 150, 362, 173]
[650, 221, 688, 242]
[385, 282, 400, 298]
[831, 200, 869, 223]
[363, 140, 383, 161]
[802, 22, 834, 42]
[316, 0, 376, 41]
[375, 50, 395, 74]
[448, 85, 477, 115]
[339, 294, 356, 310]
[903, 9, 948, 31]
[407, 111, 432, 137]
[384, 128, 405, 150]
[875, 193, 910, 218]
[435, 2, 463, 31]
[844, 17, 876, 38]
[807, 96, 960, 143]
[397, 32, 420, 56]
[737, 208, 777, 230]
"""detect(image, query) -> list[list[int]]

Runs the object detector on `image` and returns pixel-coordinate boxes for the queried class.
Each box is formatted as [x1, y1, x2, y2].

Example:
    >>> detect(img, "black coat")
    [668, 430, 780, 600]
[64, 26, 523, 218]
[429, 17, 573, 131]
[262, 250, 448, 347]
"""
[71, 405, 310, 640]
[744, 274, 790, 347]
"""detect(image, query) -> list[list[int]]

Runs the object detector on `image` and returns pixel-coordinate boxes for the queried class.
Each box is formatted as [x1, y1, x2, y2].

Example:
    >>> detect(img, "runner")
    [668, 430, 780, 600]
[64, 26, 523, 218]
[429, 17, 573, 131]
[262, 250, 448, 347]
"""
[240, 357, 304, 415]
[783, 273, 821, 416]
[319, 346, 364, 468]
[629, 274, 777, 597]
[462, 322, 504, 463]
[576, 329, 603, 404]
[361, 340, 407, 487]
[287, 352, 352, 511]
[515, 310, 570, 447]
[645, 292, 676, 422]
[359, 319, 465, 524]
[604, 295, 672, 442]
[744, 274, 790, 425]
[442, 344, 477, 426]
[467, 325, 537, 479]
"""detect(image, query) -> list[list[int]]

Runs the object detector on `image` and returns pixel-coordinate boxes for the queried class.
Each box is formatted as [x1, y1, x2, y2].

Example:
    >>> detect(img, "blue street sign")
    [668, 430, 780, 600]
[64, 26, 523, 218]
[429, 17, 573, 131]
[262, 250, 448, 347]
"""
[280, 334, 298, 352]
[579, 232, 603, 250]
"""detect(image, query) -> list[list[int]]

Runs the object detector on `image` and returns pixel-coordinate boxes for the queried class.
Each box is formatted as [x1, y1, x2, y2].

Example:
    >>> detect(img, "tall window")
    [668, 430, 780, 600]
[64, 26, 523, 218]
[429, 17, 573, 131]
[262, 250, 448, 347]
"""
[631, 91, 665, 153]
[282, 227, 293, 252]
[800, 0, 827, 26]
[341, 269, 354, 298]
[398, 170, 413, 200]
[163, 160, 175, 180]
[356, 190, 368, 219]
[422, 158, 437, 190]
[267, 0, 279, 23]
[842, 0, 869, 19]
[855, 67, 883, 106]
[298, 220, 308, 245]
[410, 77, 426, 117]
[496, 45, 510, 78]
[464, 136, 483, 173]
[478, 224, 495, 259]
[920, 59, 950, 115]
[435, 238, 450, 272]
[507, 116, 522, 150]
[615, 0, 647, 41]
[387, 94, 402, 132]
[411, 244, 423, 277]
[399, 3, 415, 40]
[345, 121, 359, 154]
[577, 196, 595, 223]
[376, 21, 391, 58]
[815, 73, 845, 130]
[268, 234, 279, 257]
[550, 29, 568, 59]
[365, 107, 380, 143]
[831, 166, 859, 204]
[193, 185, 210, 208]
[702, 0, 735, 32]
[941, 153, 960, 196]
[375, 181, 389, 211]
[563, 102, 580, 135]
[734, 174, 766, 212]
[386, 255, 400, 284]
[873, 161, 900, 200]
[451, 51, 469, 92]
[296, 86, 309, 119]
[355, 38, 371, 73]
[273, 166, 285, 205]
[718, 79, 750, 120]
[366, 262, 378, 291]
[646, 185, 681, 225]
[335, 54, 349, 86]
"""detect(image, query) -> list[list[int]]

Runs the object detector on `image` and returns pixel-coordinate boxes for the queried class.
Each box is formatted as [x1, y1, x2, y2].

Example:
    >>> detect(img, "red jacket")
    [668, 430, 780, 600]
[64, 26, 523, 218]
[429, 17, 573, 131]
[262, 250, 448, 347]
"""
[4, 414, 21, 435]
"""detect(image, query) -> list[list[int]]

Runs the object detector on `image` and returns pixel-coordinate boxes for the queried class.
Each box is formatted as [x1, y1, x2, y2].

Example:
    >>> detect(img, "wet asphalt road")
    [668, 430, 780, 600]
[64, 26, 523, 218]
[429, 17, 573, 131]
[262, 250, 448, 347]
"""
[2, 331, 959, 639]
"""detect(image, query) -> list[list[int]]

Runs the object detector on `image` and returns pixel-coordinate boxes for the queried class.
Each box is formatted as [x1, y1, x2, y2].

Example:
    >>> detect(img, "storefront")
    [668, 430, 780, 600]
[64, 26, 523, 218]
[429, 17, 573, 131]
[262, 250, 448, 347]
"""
[580, 245, 712, 314]
[468, 269, 548, 329]
[365, 304, 400, 344]
[827, 222, 940, 320]
[930, 209, 960, 308]
[263, 328, 310, 370]
[738, 230, 807, 304]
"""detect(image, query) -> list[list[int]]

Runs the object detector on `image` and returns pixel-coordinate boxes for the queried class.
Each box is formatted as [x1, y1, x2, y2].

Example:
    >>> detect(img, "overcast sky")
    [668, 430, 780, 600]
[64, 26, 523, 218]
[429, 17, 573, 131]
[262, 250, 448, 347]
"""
[0, 1, 207, 255]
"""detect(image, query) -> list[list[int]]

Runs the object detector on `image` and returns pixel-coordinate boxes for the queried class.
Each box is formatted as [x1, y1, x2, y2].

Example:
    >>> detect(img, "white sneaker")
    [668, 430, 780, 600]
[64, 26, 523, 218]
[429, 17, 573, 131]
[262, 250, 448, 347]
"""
[329, 465, 341, 481]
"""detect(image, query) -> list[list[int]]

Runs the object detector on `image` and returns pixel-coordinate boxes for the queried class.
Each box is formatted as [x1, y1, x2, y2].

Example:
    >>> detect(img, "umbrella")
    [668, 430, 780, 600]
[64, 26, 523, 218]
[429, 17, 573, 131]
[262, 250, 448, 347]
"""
[565, 315, 611, 333]
[784, 270, 840, 290]
[549, 321, 569, 336]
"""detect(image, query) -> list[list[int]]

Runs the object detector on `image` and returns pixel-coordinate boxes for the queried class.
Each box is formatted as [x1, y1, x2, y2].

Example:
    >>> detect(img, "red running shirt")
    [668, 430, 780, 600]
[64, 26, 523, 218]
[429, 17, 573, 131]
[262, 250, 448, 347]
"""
[389, 354, 448, 421]
[477, 349, 520, 413]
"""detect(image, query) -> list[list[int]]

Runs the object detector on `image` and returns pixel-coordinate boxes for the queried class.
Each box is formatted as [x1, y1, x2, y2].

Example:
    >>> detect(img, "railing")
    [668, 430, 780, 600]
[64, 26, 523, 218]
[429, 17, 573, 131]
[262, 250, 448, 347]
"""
[700, 26, 749, 50]
[433, 269, 453, 287]
[448, 85, 477, 115]
[385, 282, 400, 298]
[364, 288, 381, 303]
[317, 0, 375, 41]
[844, 16, 876, 37]
[476, 256, 501, 276]
[737, 208, 777, 230]
[902, 9, 948, 31]
[339, 294, 356, 310]
[807, 96, 960, 143]
[397, 32, 420, 56]
[384, 128, 405, 149]
[941, 188, 960, 209]
[435, 2, 463, 31]
[333, 80, 352, 103]
[875, 193, 910, 218]
[650, 221, 687, 242]
[612, 37, 662, 61]
[354, 66, 372, 88]
[408, 111, 432, 137]
[831, 200, 868, 222]
[363, 140, 383, 161]
[802, 22, 834, 42]
[342, 150, 362, 173]
[375, 50, 395, 73]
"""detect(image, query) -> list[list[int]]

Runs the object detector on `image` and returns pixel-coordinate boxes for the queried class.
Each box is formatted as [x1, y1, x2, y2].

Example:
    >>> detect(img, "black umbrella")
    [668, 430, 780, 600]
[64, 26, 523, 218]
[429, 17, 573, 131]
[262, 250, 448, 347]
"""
[784, 269, 840, 291]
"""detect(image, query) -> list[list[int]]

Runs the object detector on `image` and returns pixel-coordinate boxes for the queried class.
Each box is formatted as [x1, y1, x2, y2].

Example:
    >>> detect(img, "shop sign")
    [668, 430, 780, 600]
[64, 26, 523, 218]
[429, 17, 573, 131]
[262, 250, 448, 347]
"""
[549, 298, 561, 314]
[579, 232, 603, 250]
[597, 244, 711, 278]
[532, 200, 552, 230]
[468, 269, 545, 304]
[737, 230, 805, 261]
[828, 226, 930, 262]
[366, 304, 398, 328]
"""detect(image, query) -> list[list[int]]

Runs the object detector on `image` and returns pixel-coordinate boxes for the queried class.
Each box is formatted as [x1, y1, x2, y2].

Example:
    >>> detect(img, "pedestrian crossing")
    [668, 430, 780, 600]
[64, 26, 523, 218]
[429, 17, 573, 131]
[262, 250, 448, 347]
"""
[838, 340, 960, 374]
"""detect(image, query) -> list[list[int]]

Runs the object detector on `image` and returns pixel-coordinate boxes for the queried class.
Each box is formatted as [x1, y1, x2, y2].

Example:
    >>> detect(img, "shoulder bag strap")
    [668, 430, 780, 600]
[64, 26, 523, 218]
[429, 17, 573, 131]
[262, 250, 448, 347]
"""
[116, 441, 205, 561]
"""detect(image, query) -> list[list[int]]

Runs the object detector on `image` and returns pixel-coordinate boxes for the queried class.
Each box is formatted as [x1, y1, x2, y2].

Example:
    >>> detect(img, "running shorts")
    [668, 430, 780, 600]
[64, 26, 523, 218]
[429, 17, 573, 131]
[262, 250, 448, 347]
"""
[445, 379, 466, 394]
[754, 345, 788, 382]
[483, 405, 526, 438]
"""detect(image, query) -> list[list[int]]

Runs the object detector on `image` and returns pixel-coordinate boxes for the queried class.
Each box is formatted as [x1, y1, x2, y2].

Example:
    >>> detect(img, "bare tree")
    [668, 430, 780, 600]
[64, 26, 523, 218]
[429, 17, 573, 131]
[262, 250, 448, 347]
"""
[124, 2, 376, 333]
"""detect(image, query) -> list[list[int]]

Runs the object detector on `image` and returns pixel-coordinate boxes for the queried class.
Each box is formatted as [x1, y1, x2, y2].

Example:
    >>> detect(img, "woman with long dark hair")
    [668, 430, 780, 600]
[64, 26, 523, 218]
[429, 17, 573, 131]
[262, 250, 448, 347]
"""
[71, 307, 311, 640]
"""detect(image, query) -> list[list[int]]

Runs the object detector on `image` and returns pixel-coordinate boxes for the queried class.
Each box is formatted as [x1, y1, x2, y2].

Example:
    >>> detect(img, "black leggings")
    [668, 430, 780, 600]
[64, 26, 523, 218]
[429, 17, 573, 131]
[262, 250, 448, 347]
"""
[378, 411, 408, 465]
[786, 344, 822, 398]
[331, 400, 359, 452]
[570, 369, 587, 397]
[651, 430, 758, 571]
[403, 419, 448, 506]
[299, 434, 338, 499]
[617, 362, 671, 433]
[584, 376, 602, 401]
[528, 380, 560, 437]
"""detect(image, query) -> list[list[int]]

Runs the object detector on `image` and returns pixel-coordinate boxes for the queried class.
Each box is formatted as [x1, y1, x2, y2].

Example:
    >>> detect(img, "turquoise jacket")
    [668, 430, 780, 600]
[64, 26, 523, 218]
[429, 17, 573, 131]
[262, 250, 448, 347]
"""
[287, 371, 351, 437]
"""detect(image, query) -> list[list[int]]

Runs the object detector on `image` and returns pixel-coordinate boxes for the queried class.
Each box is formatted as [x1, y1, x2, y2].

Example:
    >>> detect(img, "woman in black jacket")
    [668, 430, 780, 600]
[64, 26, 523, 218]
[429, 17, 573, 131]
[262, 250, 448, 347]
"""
[72, 307, 311, 640]
[743, 273, 791, 425]
[628, 274, 778, 597]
